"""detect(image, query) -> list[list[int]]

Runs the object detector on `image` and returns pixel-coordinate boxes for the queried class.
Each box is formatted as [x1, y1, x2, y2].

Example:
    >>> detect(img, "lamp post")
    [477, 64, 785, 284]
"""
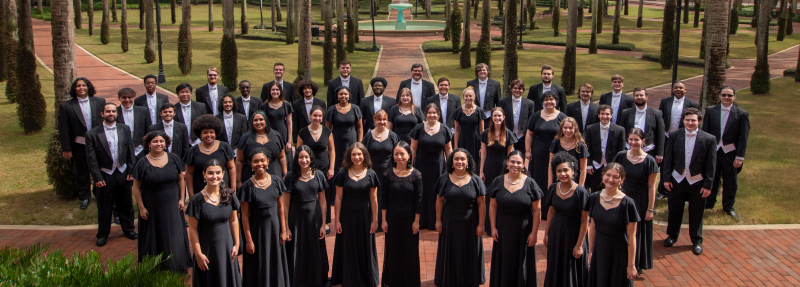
[259, 0, 266, 28]
[670, 3, 682, 95]
[155, 0, 167, 85]
[371, 0, 378, 51]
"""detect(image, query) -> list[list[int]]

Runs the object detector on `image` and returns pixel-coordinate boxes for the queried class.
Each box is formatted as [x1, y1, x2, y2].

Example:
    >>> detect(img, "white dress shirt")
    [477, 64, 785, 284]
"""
[634, 106, 655, 152]
[241, 96, 251, 120]
[670, 97, 684, 132]
[275, 80, 284, 91]
[439, 94, 449, 123]
[78, 96, 92, 132]
[718, 104, 742, 159]
[542, 83, 552, 94]
[611, 92, 622, 123]
[146, 92, 158, 123]
[162, 120, 174, 153]
[223, 111, 234, 144]
[208, 84, 219, 116]
[411, 79, 423, 107]
[591, 123, 611, 170]
[304, 98, 314, 120]
[479, 79, 490, 119]
[340, 76, 350, 88]
[580, 100, 590, 130]
[672, 129, 703, 185]
[374, 95, 384, 114]
[101, 123, 126, 175]
[180, 102, 197, 145]
[512, 95, 522, 137]
[120, 106, 143, 155]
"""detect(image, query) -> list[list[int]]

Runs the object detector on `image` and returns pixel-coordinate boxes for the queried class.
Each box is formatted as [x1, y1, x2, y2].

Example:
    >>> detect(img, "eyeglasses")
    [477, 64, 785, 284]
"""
[720, 94, 734, 98]
[207, 74, 218, 78]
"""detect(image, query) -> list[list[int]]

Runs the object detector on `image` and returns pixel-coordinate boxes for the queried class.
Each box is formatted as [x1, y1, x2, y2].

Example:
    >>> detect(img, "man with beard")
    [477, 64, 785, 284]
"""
[619, 88, 665, 161]
[196, 68, 228, 116]
[360, 77, 396, 131]
[173, 83, 208, 146]
[148, 103, 192, 159]
[216, 94, 248, 151]
[396, 63, 436, 107]
[565, 83, 600, 134]
[526, 64, 568, 112]
[260, 63, 297, 103]
[134, 74, 170, 124]
[598, 74, 635, 125]
[466, 63, 502, 126]
[235, 80, 263, 124]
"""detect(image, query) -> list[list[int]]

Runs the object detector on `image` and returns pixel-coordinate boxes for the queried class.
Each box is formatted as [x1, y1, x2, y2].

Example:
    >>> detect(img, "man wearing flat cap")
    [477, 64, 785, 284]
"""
[360, 77, 396, 131]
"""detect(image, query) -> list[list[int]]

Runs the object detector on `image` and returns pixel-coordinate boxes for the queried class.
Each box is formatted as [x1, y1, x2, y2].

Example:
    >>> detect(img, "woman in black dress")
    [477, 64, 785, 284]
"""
[326, 86, 363, 177]
[525, 91, 567, 220]
[611, 128, 657, 274]
[186, 159, 242, 287]
[388, 88, 424, 143]
[283, 146, 329, 287]
[548, 117, 589, 187]
[239, 148, 290, 287]
[236, 110, 287, 186]
[261, 83, 295, 172]
[296, 106, 336, 229]
[543, 152, 589, 287]
[454, 87, 484, 163]
[487, 150, 541, 287]
[479, 108, 517, 231]
[331, 143, 380, 287]
[586, 163, 639, 286]
[433, 148, 486, 287]
[380, 141, 423, 287]
[362, 110, 400, 232]
[132, 131, 193, 273]
[185, 114, 237, 198]
[411, 104, 454, 230]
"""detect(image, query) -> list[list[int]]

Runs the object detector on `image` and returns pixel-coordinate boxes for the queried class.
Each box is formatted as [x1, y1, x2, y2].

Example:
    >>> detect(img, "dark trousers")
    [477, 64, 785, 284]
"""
[708, 150, 741, 211]
[587, 166, 604, 193]
[513, 141, 526, 159]
[71, 143, 93, 200]
[649, 149, 668, 196]
[96, 170, 135, 239]
[666, 179, 706, 244]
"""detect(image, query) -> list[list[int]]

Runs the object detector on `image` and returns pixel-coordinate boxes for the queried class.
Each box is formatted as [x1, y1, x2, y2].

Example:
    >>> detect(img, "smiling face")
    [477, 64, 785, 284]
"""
[437, 80, 450, 95]
[628, 133, 644, 150]
[253, 114, 266, 132]
[372, 82, 385, 96]
[303, 86, 314, 98]
[222, 97, 234, 112]
[411, 66, 424, 81]
[178, 87, 192, 103]
[543, 96, 557, 109]
[683, 114, 699, 131]
[75, 80, 88, 98]
[375, 114, 388, 128]
[507, 154, 524, 174]
[297, 150, 311, 169]
[477, 67, 488, 80]
[492, 110, 505, 126]
[452, 151, 468, 171]
[119, 94, 135, 109]
[239, 82, 251, 97]
[337, 89, 350, 103]
[201, 129, 216, 143]
[598, 108, 612, 125]
[719, 88, 735, 106]
[511, 84, 524, 98]
[148, 136, 166, 153]
[102, 104, 117, 124]
[633, 90, 648, 107]
[561, 121, 575, 138]
[426, 107, 439, 122]
[399, 91, 412, 105]
[579, 86, 592, 102]
[463, 90, 475, 105]
[611, 79, 624, 92]
[250, 153, 269, 175]
[339, 64, 351, 78]
[602, 168, 622, 189]
[672, 83, 686, 99]
[555, 162, 574, 183]
[310, 109, 324, 125]
[270, 85, 282, 100]
[161, 107, 175, 122]
[203, 166, 225, 187]
[393, 146, 410, 167]
[273, 65, 285, 79]
[350, 148, 364, 166]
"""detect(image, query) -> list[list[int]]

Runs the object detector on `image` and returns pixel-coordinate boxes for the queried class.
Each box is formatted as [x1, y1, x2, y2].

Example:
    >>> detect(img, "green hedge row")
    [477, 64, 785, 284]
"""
[641, 53, 731, 68]
[237, 33, 381, 51]
[784, 67, 796, 76]
[422, 40, 505, 52]
[490, 36, 636, 51]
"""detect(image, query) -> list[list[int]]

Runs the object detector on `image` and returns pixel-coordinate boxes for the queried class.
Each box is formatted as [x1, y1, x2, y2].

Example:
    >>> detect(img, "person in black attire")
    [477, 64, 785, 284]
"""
[262, 82, 296, 174]
[453, 87, 485, 166]
[85, 103, 138, 246]
[117, 88, 151, 158]
[59, 77, 106, 210]
[396, 63, 436, 107]
[566, 83, 600, 134]
[260, 63, 297, 103]
[196, 67, 228, 116]
[598, 74, 634, 125]
[292, 80, 327, 143]
[656, 81, 700, 200]
[326, 86, 364, 180]
[466, 63, 502, 126]
[619, 87, 665, 162]
[380, 141, 423, 287]
[235, 80, 263, 123]
[387, 88, 425, 144]
[411, 104, 454, 230]
[184, 115, 238, 198]
[216, 94, 248, 149]
[499, 79, 534, 152]
[134, 74, 170, 124]
[701, 86, 750, 219]
[360, 77, 397, 132]
[236, 110, 287, 185]
[424, 77, 462, 131]
[526, 64, 568, 112]
[362, 110, 400, 232]
[173, 83, 208, 145]
[584, 105, 627, 192]
[148, 103, 191, 159]
[663, 108, 717, 256]
[326, 61, 365, 107]
[525, 91, 568, 218]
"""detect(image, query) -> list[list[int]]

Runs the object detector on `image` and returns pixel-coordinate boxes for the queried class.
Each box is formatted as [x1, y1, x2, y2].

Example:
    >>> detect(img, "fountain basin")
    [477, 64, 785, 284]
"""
[358, 20, 446, 36]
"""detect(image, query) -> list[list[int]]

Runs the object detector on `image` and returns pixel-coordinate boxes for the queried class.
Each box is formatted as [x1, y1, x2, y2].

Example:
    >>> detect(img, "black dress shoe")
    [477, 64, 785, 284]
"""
[726, 210, 740, 220]
[96, 237, 107, 247]
[663, 237, 677, 247]
[692, 243, 703, 255]
[124, 231, 139, 240]
[80, 199, 89, 210]
[655, 194, 667, 200]
[114, 217, 121, 225]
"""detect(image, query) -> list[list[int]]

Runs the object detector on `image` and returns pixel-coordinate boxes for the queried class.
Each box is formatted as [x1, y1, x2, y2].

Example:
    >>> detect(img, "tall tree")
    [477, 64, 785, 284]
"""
[589, 0, 598, 53]
[286, 0, 294, 44]
[178, 0, 192, 75]
[241, 0, 248, 34]
[0, 0, 6, 81]
[693, 0, 701, 27]
[324, 0, 333, 84]
[112, 0, 117, 22]
[460, 0, 471, 68]
[701, 0, 730, 108]
[296, 0, 311, 83]
[474, 0, 479, 18]
[796, 43, 799, 82]
[504, 0, 518, 96]
[528, 0, 536, 30]
[336, 0, 346, 62]
[121, 0, 128, 51]
[221, 0, 238, 90]
[476, 0, 491, 66]
[76, 0, 82, 29]
[596, 0, 603, 33]
[36, 0, 43, 14]
[699, 18, 706, 58]
[777, 0, 786, 41]
[637, 0, 644, 27]
[352, 0, 358, 42]
[15, 0, 47, 133]
[750, 0, 770, 93]
[345, 0, 354, 52]
[788, 0, 796, 35]
[444, 0, 451, 41]
[272, 0, 277, 31]
[101, 0, 110, 44]
[750, 0, 758, 28]
[729, 0, 739, 33]
[660, 0, 676, 69]
[624, 0, 628, 15]
[612, 0, 620, 43]
[88, 0, 94, 35]
[139, 2, 144, 30]
[450, 0, 462, 52]
[145, 0, 156, 63]
[276, 0, 282, 21]
[427, 0, 431, 18]
[171, 0, 177, 23]
[563, 0, 578, 94]
[578, 0, 583, 27]
[553, 0, 561, 36]
[209, 0, 215, 31]
[4, 0, 19, 103]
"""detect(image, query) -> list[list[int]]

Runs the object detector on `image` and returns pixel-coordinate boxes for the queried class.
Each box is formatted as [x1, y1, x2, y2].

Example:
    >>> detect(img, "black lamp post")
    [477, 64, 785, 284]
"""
[259, 0, 266, 29]
[670, 4, 682, 95]
[371, 0, 378, 52]
[155, 0, 167, 85]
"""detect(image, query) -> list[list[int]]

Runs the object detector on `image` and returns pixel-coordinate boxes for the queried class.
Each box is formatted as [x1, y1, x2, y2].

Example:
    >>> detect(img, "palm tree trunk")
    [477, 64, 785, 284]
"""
[221, 0, 238, 90]
[209, 0, 214, 31]
[694, 0, 701, 27]
[297, 0, 311, 82]
[336, 0, 346, 61]
[4, 0, 19, 103]
[76, 0, 82, 29]
[145, 0, 156, 62]
[0, 0, 6, 82]
[475, 0, 491, 65]
[277, 0, 282, 21]
[101, 0, 110, 44]
[241, 0, 249, 34]
[563, 0, 578, 94]
[286, 0, 294, 43]
[553, 0, 561, 36]
[112, 0, 117, 22]
[121, 0, 128, 51]
[701, 0, 730, 108]
[88, 0, 94, 35]
[16, 0, 47, 133]
[426, 0, 431, 18]
[750, 0, 771, 93]
[660, 0, 676, 69]
[682, 0, 688, 23]
[171, 0, 177, 23]
[777, 0, 787, 41]
[460, 0, 471, 68]
[178, 0, 192, 75]
[504, 0, 518, 96]
[444, 0, 451, 40]
[612, 0, 620, 43]
[324, 0, 334, 83]
[637, 0, 643, 27]
[589, 0, 597, 53]
[272, 0, 277, 31]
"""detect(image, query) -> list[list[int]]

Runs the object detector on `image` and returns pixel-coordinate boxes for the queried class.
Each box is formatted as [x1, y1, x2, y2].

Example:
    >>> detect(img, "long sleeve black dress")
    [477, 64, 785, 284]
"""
[612, 151, 659, 272]
[410, 123, 452, 230]
[284, 170, 330, 287]
[238, 176, 290, 287]
[585, 192, 640, 287]
[186, 193, 242, 287]
[543, 184, 589, 287]
[380, 168, 423, 287]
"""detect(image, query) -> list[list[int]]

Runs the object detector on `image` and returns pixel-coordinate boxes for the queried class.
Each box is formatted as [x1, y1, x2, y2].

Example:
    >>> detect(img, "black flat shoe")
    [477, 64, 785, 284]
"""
[726, 210, 740, 220]
[663, 237, 677, 247]
[692, 243, 703, 255]
[80, 199, 89, 210]
[96, 237, 107, 247]
[124, 231, 139, 240]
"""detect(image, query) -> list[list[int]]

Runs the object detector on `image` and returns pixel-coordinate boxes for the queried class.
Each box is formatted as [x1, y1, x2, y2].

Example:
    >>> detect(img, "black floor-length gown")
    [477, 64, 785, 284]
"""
[479, 128, 518, 232]
[330, 169, 380, 287]
[326, 105, 362, 173]
[487, 176, 542, 287]
[362, 130, 399, 232]
[380, 168, 423, 287]
[543, 184, 589, 287]
[184, 142, 236, 192]
[585, 193, 640, 287]
[238, 131, 286, 179]
[410, 123, 453, 229]
[612, 151, 659, 271]
[297, 126, 334, 224]
[284, 170, 330, 287]
[264, 101, 294, 171]
[186, 193, 242, 287]
[527, 112, 567, 220]
[433, 174, 486, 287]
[132, 153, 192, 273]
[238, 176, 290, 287]
[546, 139, 589, 215]
[388, 105, 424, 143]
[455, 106, 484, 161]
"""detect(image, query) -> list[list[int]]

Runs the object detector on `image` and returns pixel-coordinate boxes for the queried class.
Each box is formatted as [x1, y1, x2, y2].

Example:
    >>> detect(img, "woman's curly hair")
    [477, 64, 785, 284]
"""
[192, 114, 223, 138]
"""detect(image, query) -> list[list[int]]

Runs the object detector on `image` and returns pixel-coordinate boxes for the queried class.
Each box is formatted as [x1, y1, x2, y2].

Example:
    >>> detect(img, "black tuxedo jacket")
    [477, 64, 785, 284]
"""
[195, 84, 229, 115]
[396, 78, 436, 104]
[148, 121, 192, 159]
[216, 113, 249, 148]
[658, 96, 700, 131]
[116, 106, 152, 149]
[326, 76, 366, 107]
[498, 96, 535, 136]
[565, 100, 600, 133]
[424, 94, 462, 129]
[526, 83, 568, 112]
[260, 80, 297, 103]
[466, 78, 502, 113]
[291, 97, 327, 142]
[235, 95, 263, 123]
[173, 101, 208, 142]
[583, 122, 627, 165]
[619, 107, 665, 157]
[598, 92, 634, 124]
[663, 129, 718, 189]
[701, 105, 750, 158]
[85, 123, 136, 181]
[359, 95, 397, 131]
[58, 96, 107, 152]
[133, 93, 170, 122]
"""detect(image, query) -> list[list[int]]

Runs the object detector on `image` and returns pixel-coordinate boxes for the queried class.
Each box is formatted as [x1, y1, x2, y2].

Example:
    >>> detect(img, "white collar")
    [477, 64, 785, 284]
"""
[162, 120, 173, 126]
[180, 101, 192, 107]
[411, 78, 422, 84]
[340, 76, 350, 81]
[512, 95, 522, 102]
[580, 100, 591, 106]
[103, 122, 116, 129]
[208, 84, 217, 90]
[636, 105, 648, 112]
[146, 92, 157, 98]
[121, 105, 134, 111]
[600, 122, 611, 130]
[78, 96, 89, 103]
[721, 103, 733, 110]
[304, 97, 315, 103]
[542, 83, 552, 88]
[374, 95, 383, 100]
[613, 91, 623, 97]
[686, 129, 698, 136]
[478, 78, 488, 84]
[439, 93, 449, 99]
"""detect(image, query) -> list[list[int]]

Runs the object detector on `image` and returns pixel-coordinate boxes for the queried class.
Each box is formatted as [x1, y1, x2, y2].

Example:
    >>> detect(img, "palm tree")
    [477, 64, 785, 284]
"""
[139, 2, 144, 30]
[221, 0, 238, 90]
[272, 0, 278, 31]
[693, 0, 701, 27]
[171, 0, 177, 24]
[750, 0, 770, 93]
[121, 0, 128, 52]
[504, 0, 519, 96]
[4, 0, 19, 103]
[563, 0, 578, 94]
[15, 0, 47, 133]
[88, 0, 94, 35]
[777, 0, 787, 41]
[589, 0, 598, 53]
[427, 0, 431, 18]
[596, 0, 603, 33]
[241, 0, 248, 34]
[178, 0, 192, 75]
[145, 0, 156, 63]
[636, 0, 643, 27]
[75, 0, 82, 29]
[796, 43, 799, 82]
[788, 0, 796, 35]
[729, 0, 739, 34]
[296, 0, 311, 83]
[553, 0, 561, 36]
[101, 0, 110, 44]
[346, 0, 354, 52]
[701, 0, 730, 107]
[682, 0, 688, 24]
[112, 0, 117, 22]
[0, 0, 6, 81]
[660, 0, 677, 69]
[460, 0, 471, 68]
[324, 0, 334, 84]
[612, 0, 620, 43]
[209, 0, 216, 31]
[750, 0, 758, 28]
[476, 0, 491, 66]
[444, 0, 452, 41]
[336, 0, 346, 62]
[286, 0, 295, 44]
[578, 0, 584, 27]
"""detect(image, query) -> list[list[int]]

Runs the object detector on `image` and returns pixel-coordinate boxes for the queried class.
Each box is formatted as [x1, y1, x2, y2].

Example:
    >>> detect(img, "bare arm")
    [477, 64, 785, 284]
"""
[334, 186, 344, 234]
[489, 197, 498, 241]
[356, 118, 364, 142]
[525, 130, 534, 161]
[369, 187, 379, 234]
[295, 136, 304, 149]
[186, 165, 195, 198]
[575, 210, 590, 258]
[317, 191, 328, 239]
[327, 136, 336, 179]
[646, 173, 657, 221]
[453, 121, 461, 150]
[476, 196, 486, 237]
[132, 179, 148, 220]
[479, 143, 488, 182]
[188, 217, 208, 270]
[279, 151, 287, 178]
[277, 194, 287, 245]
[579, 158, 587, 186]
[528, 199, 541, 246]
[627, 222, 638, 278]
[178, 172, 186, 211]
[235, 149, 244, 188]
[587, 219, 595, 263]
[435, 195, 445, 233]
[386, 121, 394, 131]
[283, 193, 292, 241]
[226, 159, 237, 191]
[229, 210, 240, 260]
[410, 139, 418, 166]
[286, 113, 293, 148]
[547, 153, 555, 187]
[444, 141, 453, 162]
[242, 202, 254, 254]
[543, 206, 555, 246]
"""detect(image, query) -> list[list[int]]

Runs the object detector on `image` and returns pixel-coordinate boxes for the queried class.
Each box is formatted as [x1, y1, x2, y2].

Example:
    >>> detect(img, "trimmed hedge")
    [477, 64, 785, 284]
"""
[490, 36, 636, 51]
[422, 40, 504, 52]
[641, 53, 731, 68]
[784, 67, 796, 76]
[237, 33, 381, 51]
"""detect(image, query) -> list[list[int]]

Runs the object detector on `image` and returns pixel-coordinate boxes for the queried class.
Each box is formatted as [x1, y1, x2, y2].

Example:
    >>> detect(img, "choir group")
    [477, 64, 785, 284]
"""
[57, 61, 750, 287]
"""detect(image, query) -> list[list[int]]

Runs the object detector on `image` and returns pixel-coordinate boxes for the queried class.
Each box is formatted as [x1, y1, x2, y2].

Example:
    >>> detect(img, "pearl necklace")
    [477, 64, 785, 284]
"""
[374, 129, 387, 139]
[252, 175, 270, 188]
[506, 174, 521, 185]
[201, 141, 216, 152]
[544, 110, 557, 117]
[557, 181, 576, 196]
[600, 189, 621, 203]
[427, 122, 438, 131]
[202, 189, 219, 203]
[256, 133, 267, 138]
[148, 152, 165, 160]
[337, 103, 349, 110]
[351, 168, 366, 179]
[300, 170, 313, 179]
[453, 171, 468, 179]
[309, 125, 322, 135]
[627, 150, 646, 163]
[269, 101, 282, 109]
[561, 138, 576, 150]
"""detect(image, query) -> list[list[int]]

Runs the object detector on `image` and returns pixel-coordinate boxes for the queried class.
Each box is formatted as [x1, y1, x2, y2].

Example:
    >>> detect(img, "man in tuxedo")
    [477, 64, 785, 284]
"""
[526, 64, 568, 112]
[292, 80, 326, 142]
[85, 103, 138, 247]
[235, 80, 262, 124]
[663, 108, 717, 256]
[174, 83, 208, 145]
[584, 105, 627, 192]
[326, 61, 365, 107]
[148, 103, 192, 159]
[260, 63, 297, 103]
[196, 67, 228, 116]
[656, 81, 699, 199]
[396, 63, 436, 107]
[701, 86, 750, 219]
[619, 88, 665, 161]
[133, 74, 170, 124]
[598, 74, 635, 125]
[566, 83, 600, 134]
[58, 77, 106, 210]
[216, 94, 249, 150]
[116, 88, 151, 158]
[424, 77, 461, 131]
[360, 77, 396, 131]
[466, 63, 502, 126]
[499, 79, 535, 152]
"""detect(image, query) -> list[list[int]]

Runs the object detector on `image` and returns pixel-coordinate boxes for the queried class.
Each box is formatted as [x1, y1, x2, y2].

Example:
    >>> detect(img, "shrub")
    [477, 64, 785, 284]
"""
[220, 34, 238, 90]
[422, 40, 503, 52]
[491, 36, 637, 51]
[46, 131, 77, 199]
[450, 4, 462, 53]
[16, 38, 47, 133]
[730, 7, 739, 34]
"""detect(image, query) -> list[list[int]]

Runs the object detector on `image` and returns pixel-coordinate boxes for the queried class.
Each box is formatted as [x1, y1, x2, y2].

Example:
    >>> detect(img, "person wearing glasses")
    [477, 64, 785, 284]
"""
[196, 68, 229, 116]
